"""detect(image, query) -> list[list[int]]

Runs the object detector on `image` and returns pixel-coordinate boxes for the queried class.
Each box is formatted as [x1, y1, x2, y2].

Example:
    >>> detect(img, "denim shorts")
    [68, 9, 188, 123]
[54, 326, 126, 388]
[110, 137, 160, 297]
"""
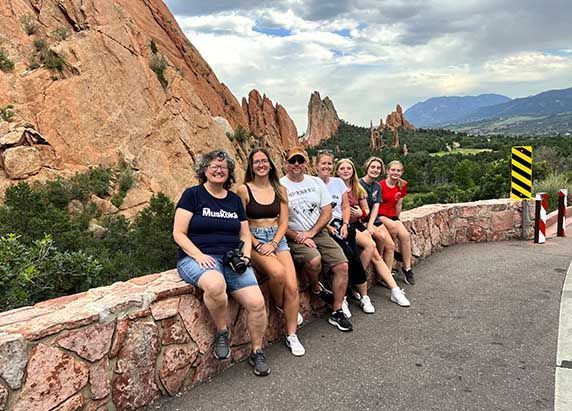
[250, 225, 290, 252]
[177, 255, 259, 292]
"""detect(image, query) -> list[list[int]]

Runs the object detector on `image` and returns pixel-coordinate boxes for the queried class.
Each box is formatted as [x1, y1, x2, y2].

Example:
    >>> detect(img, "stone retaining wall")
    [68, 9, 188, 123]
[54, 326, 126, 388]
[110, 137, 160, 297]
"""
[0, 199, 534, 411]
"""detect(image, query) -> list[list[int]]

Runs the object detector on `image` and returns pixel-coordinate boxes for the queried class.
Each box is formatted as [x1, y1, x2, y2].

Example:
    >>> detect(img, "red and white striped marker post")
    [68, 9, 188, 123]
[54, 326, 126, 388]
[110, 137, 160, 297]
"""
[557, 189, 568, 237]
[534, 192, 548, 244]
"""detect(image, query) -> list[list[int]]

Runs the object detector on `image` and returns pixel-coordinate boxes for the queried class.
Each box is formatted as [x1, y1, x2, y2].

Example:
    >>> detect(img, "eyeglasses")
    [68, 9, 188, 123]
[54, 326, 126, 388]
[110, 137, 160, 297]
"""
[207, 164, 228, 171]
[287, 156, 306, 165]
[252, 159, 269, 166]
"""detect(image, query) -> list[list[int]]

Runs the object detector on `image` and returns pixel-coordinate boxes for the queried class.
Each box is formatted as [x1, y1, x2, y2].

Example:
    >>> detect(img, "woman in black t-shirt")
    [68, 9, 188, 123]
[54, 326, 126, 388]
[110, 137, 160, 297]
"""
[173, 149, 270, 376]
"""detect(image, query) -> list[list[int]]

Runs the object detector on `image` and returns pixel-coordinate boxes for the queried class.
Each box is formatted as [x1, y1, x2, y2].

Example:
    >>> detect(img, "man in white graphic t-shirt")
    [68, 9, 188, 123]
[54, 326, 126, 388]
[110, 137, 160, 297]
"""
[280, 147, 352, 332]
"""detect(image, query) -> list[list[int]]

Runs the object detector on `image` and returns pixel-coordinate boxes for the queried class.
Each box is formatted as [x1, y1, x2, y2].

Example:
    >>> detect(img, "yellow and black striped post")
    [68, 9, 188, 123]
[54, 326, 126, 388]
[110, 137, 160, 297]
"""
[511, 146, 533, 200]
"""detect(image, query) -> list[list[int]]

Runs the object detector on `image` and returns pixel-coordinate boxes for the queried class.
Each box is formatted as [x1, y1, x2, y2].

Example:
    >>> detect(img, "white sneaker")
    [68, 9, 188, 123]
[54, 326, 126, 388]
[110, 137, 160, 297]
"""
[348, 288, 361, 301]
[390, 288, 411, 307]
[285, 334, 306, 356]
[360, 295, 375, 314]
[276, 305, 304, 326]
[341, 296, 352, 318]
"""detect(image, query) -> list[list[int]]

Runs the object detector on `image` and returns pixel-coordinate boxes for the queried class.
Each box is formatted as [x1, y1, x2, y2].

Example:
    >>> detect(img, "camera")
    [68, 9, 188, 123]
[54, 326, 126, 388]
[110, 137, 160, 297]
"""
[222, 241, 247, 274]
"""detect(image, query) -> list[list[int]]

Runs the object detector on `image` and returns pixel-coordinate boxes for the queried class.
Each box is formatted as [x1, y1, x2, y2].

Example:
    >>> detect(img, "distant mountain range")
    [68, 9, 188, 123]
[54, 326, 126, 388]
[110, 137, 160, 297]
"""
[405, 94, 511, 128]
[404, 87, 572, 135]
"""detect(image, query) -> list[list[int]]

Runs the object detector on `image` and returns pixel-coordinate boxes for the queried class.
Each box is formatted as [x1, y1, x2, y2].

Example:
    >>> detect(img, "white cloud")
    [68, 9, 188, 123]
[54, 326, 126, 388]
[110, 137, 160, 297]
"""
[167, 1, 572, 130]
[484, 52, 572, 82]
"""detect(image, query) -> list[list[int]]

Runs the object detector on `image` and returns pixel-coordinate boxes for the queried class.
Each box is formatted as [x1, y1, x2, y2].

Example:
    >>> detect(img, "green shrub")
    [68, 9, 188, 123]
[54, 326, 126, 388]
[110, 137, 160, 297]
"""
[0, 105, 14, 122]
[0, 167, 180, 310]
[150, 53, 168, 88]
[44, 49, 65, 72]
[33, 38, 46, 52]
[149, 39, 158, 54]
[533, 173, 572, 213]
[0, 234, 103, 311]
[0, 48, 14, 72]
[227, 125, 250, 143]
[131, 193, 177, 273]
[52, 27, 69, 41]
[69, 167, 113, 199]
[20, 14, 38, 35]
[31, 39, 66, 72]
[27, 53, 40, 70]
[110, 166, 134, 207]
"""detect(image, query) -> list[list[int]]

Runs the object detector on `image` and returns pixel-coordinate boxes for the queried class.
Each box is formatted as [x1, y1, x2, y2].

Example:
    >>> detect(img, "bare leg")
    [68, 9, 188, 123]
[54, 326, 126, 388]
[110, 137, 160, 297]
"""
[197, 270, 229, 331]
[396, 223, 413, 269]
[380, 218, 410, 269]
[374, 224, 395, 271]
[355, 230, 376, 298]
[276, 251, 300, 335]
[371, 249, 398, 288]
[304, 255, 322, 293]
[330, 262, 349, 311]
[231, 286, 267, 351]
[251, 252, 286, 309]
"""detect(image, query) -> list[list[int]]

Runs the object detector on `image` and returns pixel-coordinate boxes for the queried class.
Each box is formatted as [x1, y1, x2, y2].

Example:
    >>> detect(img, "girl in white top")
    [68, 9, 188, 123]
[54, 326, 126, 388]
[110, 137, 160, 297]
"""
[315, 151, 375, 314]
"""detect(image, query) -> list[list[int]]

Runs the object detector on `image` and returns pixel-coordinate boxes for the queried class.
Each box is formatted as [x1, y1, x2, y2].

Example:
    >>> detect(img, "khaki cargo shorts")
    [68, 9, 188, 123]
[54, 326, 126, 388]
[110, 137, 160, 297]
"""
[288, 229, 347, 273]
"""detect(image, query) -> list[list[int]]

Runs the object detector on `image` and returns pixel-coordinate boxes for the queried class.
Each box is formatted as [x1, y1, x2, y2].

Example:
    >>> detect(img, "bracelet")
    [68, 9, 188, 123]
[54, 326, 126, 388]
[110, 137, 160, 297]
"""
[270, 240, 279, 248]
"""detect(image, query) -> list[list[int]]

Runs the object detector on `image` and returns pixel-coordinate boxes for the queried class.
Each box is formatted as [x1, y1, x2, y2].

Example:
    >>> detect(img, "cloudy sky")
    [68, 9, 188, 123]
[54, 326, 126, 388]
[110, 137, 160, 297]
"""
[165, 0, 572, 132]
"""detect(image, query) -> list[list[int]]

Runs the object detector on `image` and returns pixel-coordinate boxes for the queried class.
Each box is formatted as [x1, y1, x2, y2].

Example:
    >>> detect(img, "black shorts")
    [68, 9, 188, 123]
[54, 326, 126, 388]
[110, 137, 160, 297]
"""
[349, 221, 366, 232]
[384, 216, 400, 221]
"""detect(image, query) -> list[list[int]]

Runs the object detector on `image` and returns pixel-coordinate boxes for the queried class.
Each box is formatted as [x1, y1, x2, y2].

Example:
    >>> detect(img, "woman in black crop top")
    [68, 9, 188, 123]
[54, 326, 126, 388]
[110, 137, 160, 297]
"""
[237, 148, 305, 356]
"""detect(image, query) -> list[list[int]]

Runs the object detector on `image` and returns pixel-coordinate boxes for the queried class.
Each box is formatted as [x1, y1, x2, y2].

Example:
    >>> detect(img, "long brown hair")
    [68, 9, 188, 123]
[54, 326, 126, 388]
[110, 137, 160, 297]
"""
[244, 147, 287, 203]
[335, 158, 367, 200]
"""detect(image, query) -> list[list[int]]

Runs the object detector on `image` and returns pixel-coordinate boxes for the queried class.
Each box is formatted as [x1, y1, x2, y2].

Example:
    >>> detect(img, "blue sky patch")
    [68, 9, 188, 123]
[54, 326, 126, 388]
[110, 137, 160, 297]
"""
[335, 28, 351, 38]
[253, 26, 292, 37]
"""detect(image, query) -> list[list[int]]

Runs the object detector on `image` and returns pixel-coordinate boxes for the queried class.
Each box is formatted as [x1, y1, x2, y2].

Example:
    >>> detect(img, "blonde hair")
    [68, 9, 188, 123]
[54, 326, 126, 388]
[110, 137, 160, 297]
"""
[363, 156, 385, 177]
[314, 150, 335, 167]
[386, 160, 406, 190]
[335, 158, 367, 200]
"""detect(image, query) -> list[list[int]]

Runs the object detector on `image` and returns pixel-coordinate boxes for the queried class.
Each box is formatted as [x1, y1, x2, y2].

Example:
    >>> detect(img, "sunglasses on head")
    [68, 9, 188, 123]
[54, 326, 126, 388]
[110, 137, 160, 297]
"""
[288, 155, 306, 165]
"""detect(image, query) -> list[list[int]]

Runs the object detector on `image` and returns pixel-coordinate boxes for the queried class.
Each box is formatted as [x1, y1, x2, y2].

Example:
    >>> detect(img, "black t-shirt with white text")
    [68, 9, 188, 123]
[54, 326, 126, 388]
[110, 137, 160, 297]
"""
[176, 185, 246, 260]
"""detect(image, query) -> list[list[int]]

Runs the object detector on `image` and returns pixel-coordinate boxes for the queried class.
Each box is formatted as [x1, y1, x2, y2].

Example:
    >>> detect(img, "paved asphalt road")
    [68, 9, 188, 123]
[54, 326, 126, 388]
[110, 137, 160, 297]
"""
[150, 237, 572, 411]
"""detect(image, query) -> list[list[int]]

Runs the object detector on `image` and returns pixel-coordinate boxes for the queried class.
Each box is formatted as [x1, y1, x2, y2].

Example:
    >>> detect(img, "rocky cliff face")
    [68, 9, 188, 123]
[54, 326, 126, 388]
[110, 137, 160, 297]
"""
[302, 91, 340, 147]
[0, 0, 288, 211]
[241, 90, 298, 149]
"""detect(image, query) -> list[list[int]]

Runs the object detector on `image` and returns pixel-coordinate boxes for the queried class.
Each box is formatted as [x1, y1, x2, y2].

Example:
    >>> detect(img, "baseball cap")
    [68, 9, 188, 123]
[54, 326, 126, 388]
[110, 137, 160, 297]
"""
[286, 146, 309, 162]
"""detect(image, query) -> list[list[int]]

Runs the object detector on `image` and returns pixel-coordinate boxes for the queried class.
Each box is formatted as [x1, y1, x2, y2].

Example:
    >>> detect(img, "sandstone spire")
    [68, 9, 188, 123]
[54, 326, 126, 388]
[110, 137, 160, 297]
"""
[384, 104, 415, 148]
[302, 91, 340, 147]
[242, 90, 298, 149]
[385, 104, 415, 131]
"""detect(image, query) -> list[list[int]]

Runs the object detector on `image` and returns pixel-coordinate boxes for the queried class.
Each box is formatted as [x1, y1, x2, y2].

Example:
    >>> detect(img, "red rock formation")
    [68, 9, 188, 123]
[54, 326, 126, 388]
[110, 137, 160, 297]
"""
[384, 104, 415, 148]
[385, 104, 415, 131]
[369, 120, 384, 151]
[241, 89, 298, 149]
[0, 0, 288, 206]
[302, 91, 340, 147]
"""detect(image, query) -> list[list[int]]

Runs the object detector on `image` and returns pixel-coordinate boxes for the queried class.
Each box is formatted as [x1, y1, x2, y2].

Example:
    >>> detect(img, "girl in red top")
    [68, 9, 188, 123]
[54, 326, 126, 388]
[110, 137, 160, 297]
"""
[378, 160, 415, 285]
